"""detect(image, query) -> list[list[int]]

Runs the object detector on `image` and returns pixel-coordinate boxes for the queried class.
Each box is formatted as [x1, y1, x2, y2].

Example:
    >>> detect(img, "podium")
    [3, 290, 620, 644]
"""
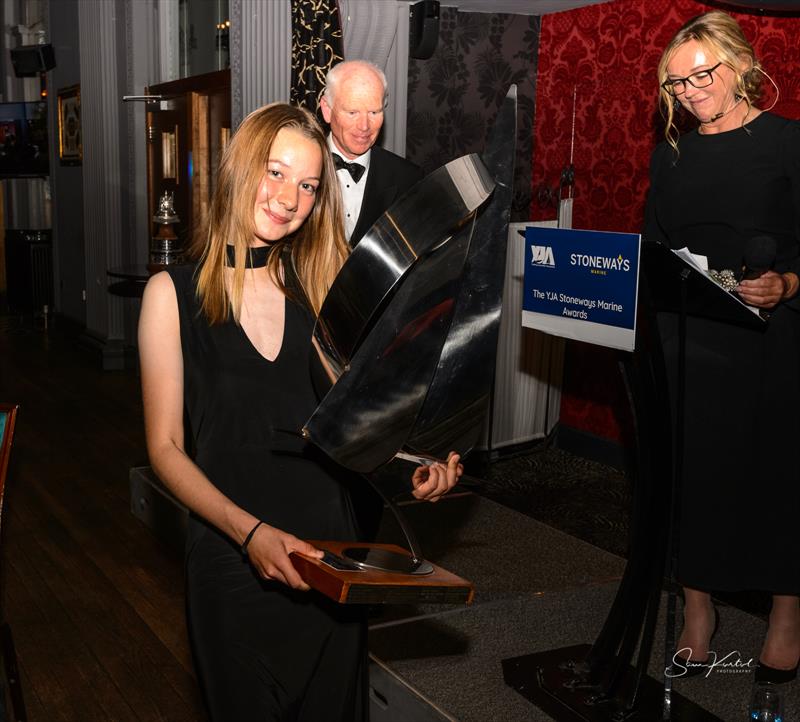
[502, 241, 762, 721]
[641, 241, 765, 331]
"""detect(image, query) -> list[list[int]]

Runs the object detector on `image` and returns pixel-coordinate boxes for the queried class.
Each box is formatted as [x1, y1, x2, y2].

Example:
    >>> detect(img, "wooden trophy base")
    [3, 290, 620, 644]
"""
[291, 540, 474, 605]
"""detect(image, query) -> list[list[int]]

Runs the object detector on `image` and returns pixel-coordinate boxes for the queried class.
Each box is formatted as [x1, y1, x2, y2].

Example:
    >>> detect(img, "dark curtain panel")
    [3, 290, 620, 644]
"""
[290, 0, 344, 120]
[406, 9, 539, 222]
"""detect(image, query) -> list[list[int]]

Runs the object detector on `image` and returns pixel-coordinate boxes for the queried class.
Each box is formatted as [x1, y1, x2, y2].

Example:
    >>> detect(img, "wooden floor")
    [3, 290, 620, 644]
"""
[0, 315, 205, 721]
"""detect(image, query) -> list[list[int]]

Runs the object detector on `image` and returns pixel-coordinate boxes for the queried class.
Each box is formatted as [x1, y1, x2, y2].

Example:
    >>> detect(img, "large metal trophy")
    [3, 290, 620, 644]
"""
[290, 87, 518, 604]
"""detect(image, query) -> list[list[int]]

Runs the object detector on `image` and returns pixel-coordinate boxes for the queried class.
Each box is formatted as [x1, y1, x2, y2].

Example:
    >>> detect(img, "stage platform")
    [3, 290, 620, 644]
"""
[129, 467, 798, 721]
[369, 492, 800, 722]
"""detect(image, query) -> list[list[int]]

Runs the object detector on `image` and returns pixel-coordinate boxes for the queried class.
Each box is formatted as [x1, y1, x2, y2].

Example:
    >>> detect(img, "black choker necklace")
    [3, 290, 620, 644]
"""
[225, 244, 270, 268]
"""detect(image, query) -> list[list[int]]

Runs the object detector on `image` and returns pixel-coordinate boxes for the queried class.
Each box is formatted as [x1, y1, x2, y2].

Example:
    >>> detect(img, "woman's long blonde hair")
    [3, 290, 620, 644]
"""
[191, 103, 348, 324]
[657, 11, 763, 152]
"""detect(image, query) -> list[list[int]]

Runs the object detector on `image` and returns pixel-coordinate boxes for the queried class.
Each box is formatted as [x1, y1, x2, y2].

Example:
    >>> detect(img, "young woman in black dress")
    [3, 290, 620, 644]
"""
[645, 11, 800, 686]
[138, 103, 461, 720]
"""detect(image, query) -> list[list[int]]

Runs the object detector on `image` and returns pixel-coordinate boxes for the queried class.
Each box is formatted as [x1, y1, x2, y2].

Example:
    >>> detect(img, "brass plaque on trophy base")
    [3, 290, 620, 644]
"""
[291, 541, 474, 605]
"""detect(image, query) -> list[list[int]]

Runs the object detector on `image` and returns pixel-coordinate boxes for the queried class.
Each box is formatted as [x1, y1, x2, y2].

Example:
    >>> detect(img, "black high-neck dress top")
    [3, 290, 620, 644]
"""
[166, 263, 367, 721]
[644, 112, 800, 595]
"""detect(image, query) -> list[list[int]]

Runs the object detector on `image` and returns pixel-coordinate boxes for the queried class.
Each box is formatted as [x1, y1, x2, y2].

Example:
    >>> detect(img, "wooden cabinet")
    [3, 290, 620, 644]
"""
[145, 69, 230, 256]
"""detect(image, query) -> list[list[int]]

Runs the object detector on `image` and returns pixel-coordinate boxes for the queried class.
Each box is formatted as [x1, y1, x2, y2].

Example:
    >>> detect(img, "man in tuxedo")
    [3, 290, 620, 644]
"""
[319, 61, 423, 541]
[320, 60, 423, 247]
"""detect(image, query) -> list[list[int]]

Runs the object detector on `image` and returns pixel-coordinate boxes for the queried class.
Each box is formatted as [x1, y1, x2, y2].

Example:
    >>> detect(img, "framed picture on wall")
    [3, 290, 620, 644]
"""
[57, 85, 81, 165]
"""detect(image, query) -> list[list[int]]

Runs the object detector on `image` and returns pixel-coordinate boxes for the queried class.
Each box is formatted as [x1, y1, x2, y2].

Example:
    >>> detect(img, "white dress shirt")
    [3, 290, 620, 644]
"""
[327, 135, 371, 242]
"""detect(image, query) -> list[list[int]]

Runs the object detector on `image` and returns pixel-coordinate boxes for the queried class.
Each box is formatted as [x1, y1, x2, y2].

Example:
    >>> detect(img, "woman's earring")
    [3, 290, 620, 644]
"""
[673, 98, 681, 112]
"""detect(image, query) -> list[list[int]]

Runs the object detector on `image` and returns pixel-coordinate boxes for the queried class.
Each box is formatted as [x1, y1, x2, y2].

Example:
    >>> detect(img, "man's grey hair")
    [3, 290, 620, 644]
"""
[323, 60, 389, 107]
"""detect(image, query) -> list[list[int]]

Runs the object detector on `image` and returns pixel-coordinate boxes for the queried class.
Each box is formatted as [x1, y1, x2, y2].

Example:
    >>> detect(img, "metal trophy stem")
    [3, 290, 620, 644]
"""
[340, 473, 433, 575]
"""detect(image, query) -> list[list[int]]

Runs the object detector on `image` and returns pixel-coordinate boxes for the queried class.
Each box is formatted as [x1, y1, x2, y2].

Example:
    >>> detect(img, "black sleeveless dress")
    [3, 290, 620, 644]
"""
[166, 263, 368, 722]
[644, 113, 800, 595]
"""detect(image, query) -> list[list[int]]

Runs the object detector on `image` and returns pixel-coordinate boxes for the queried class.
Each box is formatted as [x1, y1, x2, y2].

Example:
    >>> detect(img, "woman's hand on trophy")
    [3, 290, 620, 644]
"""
[411, 451, 462, 503]
[245, 522, 323, 591]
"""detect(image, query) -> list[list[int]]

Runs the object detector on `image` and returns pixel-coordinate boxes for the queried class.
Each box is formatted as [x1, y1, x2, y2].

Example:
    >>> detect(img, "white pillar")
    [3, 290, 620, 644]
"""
[230, 0, 291, 129]
[78, 0, 126, 366]
[156, 0, 179, 82]
[338, 0, 409, 156]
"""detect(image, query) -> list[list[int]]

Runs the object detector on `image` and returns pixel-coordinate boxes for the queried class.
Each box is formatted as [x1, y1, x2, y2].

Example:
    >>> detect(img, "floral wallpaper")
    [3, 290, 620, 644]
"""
[531, 0, 800, 442]
[406, 8, 540, 221]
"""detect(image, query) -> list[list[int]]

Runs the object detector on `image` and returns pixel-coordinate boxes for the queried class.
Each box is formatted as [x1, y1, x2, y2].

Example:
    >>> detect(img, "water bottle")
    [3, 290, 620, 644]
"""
[749, 683, 785, 722]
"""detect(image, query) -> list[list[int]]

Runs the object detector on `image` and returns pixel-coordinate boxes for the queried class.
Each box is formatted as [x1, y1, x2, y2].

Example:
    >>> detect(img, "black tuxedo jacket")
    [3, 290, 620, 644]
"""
[349, 145, 424, 247]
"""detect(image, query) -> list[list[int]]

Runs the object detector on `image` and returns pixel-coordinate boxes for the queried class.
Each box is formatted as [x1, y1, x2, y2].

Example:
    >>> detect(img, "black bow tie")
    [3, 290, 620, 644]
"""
[332, 153, 366, 183]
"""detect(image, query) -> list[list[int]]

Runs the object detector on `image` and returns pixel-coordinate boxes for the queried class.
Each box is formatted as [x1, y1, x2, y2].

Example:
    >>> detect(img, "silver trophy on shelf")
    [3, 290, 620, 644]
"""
[149, 191, 181, 272]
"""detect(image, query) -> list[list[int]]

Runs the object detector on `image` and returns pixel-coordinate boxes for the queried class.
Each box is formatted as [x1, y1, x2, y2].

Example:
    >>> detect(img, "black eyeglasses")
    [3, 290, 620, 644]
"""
[661, 62, 723, 97]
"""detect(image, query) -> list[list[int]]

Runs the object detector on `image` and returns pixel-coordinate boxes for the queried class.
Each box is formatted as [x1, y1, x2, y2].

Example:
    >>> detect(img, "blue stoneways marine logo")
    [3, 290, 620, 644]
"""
[531, 245, 555, 268]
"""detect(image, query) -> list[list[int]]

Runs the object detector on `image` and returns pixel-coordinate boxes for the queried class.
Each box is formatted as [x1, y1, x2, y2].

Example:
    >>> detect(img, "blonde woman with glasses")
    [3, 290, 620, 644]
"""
[644, 10, 800, 691]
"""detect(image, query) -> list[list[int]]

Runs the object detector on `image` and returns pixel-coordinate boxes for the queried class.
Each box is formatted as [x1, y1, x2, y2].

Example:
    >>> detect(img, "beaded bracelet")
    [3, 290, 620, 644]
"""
[241, 520, 265, 557]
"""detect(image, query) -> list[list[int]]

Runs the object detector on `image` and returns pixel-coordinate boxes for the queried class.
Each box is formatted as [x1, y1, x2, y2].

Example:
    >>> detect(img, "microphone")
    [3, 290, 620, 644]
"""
[741, 235, 777, 281]
[701, 96, 743, 125]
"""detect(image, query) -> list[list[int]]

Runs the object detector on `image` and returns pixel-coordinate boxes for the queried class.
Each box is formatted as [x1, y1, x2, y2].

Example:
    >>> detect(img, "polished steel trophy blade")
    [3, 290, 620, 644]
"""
[304, 217, 475, 474]
[297, 221, 480, 597]
[314, 153, 494, 377]
[405, 84, 518, 458]
[293, 91, 518, 598]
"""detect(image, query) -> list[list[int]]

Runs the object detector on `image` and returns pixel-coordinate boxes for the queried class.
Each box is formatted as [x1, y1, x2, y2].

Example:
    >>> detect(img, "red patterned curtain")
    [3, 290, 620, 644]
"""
[531, 0, 800, 235]
[290, 0, 344, 119]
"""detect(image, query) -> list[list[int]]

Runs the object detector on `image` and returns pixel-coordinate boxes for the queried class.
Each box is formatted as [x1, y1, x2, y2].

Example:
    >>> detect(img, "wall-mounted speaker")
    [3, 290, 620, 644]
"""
[10, 44, 56, 77]
[409, 1, 440, 60]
